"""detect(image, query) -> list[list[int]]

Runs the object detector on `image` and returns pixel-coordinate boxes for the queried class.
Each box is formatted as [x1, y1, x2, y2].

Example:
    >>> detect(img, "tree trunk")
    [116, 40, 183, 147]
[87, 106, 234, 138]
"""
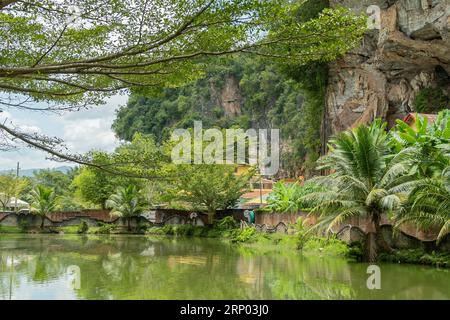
[207, 211, 215, 226]
[364, 213, 394, 262]
[364, 233, 377, 262]
[40, 215, 45, 229]
[373, 214, 394, 254]
[127, 217, 131, 232]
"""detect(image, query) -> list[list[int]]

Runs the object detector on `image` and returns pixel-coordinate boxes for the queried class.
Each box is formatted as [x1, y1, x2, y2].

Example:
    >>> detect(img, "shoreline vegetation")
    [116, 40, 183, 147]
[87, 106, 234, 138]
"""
[1, 217, 449, 269]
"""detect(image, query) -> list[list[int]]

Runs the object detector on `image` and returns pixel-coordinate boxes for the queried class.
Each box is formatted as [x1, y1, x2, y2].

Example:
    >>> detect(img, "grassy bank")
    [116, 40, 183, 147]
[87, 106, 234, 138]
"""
[379, 249, 450, 268]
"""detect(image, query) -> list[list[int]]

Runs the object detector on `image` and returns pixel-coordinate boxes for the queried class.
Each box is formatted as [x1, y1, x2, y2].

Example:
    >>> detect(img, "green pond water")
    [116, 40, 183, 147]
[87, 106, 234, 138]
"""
[0, 234, 449, 300]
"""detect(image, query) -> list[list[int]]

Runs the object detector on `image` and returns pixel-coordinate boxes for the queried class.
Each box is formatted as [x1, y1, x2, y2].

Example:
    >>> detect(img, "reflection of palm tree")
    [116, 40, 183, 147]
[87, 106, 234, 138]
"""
[32, 255, 50, 282]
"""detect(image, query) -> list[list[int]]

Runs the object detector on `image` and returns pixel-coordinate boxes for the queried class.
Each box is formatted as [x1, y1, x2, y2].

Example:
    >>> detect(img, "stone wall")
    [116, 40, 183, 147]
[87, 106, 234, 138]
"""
[255, 212, 305, 226]
[2, 209, 448, 250]
[0, 211, 145, 229]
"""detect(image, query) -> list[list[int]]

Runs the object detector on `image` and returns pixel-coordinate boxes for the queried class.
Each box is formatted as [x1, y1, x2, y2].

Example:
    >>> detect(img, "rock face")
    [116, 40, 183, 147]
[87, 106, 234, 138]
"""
[324, 0, 450, 140]
[210, 75, 242, 117]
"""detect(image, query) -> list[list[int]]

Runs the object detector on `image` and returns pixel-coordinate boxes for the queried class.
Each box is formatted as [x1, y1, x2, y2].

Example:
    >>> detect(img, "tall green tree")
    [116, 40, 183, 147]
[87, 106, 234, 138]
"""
[304, 120, 416, 262]
[166, 164, 253, 224]
[72, 151, 117, 209]
[30, 185, 58, 229]
[72, 134, 163, 208]
[106, 185, 147, 231]
[0, 173, 29, 210]
[31, 169, 76, 196]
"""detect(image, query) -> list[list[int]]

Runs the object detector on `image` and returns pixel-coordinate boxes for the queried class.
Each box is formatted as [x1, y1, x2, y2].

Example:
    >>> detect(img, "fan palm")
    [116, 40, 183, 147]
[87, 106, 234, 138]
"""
[303, 120, 415, 262]
[30, 185, 58, 229]
[106, 185, 147, 231]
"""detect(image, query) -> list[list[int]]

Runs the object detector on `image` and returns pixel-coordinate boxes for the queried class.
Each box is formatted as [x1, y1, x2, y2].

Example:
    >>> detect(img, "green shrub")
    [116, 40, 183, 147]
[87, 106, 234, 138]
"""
[216, 216, 238, 230]
[146, 224, 219, 237]
[303, 236, 350, 257]
[161, 224, 174, 235]
[413, 87, 449, 113]
[146, 226, 165, 235]
[77, 220, 89, 234]
[265, 181, 325, 213]
[379, 249, 450, 268]
[18, 219, 29, 232]
[347, 242, 364, 261]
[59, 225, 78, 233]
[136, 221, 151, 233]
[291, 218, 311, 250]
[96, 222, 116, 234]
[172, 224, 195, 236]
[231, 227, 257, 243]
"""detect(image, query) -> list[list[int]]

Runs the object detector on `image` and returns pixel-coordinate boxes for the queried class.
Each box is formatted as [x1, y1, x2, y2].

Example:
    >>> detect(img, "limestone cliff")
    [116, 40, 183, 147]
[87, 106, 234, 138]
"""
[324, 0, 450, 142]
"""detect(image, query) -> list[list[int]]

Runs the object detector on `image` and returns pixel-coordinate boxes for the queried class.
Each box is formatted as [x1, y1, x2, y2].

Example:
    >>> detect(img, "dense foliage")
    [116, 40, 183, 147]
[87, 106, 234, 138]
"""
[265, 181, 323, 213]
[112, 55, 316, 176]
[106, 185, 147, 231]
[300, 111, 450, 261]
[112, 1, 335, 177]
[0, 0, 366, 164]
[30, 185, 58, 229]
[163, 164, 253, 224]
[0, 173, 28, 210]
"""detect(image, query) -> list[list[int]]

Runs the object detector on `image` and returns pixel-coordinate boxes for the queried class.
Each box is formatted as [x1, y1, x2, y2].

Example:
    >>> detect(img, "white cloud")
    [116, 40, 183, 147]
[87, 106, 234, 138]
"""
[0, 94, 129, 170]
[63, 118, 118, 152]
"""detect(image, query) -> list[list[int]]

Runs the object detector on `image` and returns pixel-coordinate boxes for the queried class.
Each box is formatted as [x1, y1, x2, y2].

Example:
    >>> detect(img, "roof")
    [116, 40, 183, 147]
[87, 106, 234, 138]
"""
[240, 189, 272, 199]
[403, 113, 437, 124]
[6, 197, 29, 208]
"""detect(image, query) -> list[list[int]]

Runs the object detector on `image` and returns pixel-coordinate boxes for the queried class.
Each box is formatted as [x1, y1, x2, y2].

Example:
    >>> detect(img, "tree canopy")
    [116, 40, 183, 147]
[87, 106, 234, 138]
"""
[0, 0, 366, 172]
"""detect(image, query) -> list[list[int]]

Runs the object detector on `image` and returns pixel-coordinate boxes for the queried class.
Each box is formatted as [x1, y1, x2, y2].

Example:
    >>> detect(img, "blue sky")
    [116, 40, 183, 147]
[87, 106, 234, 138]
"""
[0, 94, 128, 170]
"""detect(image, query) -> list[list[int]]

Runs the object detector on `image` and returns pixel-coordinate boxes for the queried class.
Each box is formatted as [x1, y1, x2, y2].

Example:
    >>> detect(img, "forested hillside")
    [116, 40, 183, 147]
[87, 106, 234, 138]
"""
[112, 1, 330, 178]
[113, 55, 325, 178]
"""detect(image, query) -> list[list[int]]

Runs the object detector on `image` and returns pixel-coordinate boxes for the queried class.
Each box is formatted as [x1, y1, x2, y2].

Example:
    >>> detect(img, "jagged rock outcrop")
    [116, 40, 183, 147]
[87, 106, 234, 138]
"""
[324, 0, 450, 139]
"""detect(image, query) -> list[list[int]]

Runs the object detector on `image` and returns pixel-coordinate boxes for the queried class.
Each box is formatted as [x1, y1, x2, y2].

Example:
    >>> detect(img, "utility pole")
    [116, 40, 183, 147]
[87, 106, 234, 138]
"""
[15, 162, 19, 212]
[259, 175, 263, 205]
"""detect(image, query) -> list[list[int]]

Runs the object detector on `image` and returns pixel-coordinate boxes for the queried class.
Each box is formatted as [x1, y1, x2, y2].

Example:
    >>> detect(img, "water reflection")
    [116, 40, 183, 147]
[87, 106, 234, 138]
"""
[0, 234, 448, 300]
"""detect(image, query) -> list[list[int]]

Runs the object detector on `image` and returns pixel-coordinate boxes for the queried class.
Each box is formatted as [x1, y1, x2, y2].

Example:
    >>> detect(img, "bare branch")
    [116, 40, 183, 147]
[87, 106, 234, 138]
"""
[0, 0, 17, 10]
[32, 24, 68, 68]
[0, 122, 166, 179]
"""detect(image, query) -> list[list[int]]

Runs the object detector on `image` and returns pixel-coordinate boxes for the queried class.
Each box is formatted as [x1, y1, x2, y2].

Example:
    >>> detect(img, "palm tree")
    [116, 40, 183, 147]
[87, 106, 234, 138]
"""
[106, 185, 147, 231]
[30, 185, 57, 229]
[390, 111, 450, 244]
[396, 167, 450, 244]
[303, 120, 415, 262]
